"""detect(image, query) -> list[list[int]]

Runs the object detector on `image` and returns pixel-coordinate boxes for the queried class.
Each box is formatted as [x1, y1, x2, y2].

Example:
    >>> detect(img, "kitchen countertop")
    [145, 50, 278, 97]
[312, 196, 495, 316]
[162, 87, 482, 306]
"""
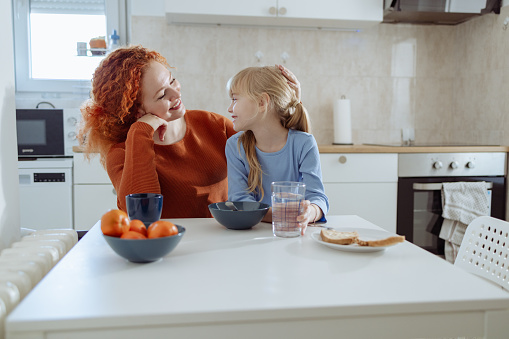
[6, 216, 509, 338]
[318, 144, 509, 153]
[74, 145, 509, 154]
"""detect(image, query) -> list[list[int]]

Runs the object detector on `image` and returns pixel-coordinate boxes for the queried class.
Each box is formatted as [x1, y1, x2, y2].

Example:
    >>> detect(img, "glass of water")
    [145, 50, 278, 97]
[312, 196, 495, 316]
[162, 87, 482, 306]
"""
[271, 181, 306, 238]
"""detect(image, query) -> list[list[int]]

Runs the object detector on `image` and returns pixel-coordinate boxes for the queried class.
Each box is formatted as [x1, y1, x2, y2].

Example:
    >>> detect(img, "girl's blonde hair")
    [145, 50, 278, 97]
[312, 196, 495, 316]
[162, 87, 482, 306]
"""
[227, 66, 310, 200]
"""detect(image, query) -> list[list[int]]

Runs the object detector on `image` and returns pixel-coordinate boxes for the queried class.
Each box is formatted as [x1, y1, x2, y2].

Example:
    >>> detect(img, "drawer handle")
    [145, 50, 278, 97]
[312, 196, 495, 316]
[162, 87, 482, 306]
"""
[338, 155, 347, 164]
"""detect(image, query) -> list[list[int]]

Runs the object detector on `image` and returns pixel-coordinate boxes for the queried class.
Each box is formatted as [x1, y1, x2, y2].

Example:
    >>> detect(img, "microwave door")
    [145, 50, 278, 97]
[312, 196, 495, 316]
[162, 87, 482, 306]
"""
[16, 109, 65, 157]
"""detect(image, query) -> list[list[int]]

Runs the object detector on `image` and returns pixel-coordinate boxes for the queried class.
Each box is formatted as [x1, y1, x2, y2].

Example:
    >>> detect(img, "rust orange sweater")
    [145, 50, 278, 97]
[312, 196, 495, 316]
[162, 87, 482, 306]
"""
[106, 110, 235, 218]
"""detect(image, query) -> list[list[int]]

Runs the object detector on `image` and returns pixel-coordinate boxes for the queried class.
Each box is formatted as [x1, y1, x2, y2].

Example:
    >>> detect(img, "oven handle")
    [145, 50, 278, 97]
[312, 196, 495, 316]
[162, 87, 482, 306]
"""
[412, 182, 493, 191]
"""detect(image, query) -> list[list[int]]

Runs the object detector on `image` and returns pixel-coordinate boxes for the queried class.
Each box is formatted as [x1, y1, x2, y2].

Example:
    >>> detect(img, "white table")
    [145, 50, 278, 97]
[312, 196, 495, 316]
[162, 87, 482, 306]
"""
[6, 216, 509, 338]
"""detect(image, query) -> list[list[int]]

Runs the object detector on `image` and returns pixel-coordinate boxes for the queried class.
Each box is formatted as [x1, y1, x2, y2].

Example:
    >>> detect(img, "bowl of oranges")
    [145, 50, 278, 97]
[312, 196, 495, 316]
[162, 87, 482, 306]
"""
[101, 210, 185, 263]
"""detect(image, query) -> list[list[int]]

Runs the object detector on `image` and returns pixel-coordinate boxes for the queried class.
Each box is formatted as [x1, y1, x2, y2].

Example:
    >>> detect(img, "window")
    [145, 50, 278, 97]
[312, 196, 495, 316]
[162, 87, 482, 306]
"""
[13, 0, 126, 93]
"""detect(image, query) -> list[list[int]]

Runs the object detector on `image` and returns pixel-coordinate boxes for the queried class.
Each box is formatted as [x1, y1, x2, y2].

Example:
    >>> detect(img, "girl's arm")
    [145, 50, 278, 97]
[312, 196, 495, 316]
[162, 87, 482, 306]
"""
[299, 136, 329, 221]
[225, 137, 256, 203]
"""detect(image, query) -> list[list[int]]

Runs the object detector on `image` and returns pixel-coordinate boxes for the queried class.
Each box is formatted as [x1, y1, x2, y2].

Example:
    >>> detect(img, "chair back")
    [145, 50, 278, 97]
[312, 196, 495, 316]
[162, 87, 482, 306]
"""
[454, 216, 509, 291]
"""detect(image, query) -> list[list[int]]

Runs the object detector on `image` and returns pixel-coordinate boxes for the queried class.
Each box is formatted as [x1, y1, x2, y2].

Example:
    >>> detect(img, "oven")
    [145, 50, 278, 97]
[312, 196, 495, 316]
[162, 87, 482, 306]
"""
[397, 152, 506, 255]
[16, 108, 80, 158]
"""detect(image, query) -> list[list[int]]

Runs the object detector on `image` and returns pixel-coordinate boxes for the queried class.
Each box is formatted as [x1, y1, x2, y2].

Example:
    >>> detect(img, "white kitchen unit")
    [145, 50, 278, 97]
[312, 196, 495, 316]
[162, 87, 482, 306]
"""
[73, 154, 117, 230]
[165, 0, 382, 30]
[320, 153, 398, 233]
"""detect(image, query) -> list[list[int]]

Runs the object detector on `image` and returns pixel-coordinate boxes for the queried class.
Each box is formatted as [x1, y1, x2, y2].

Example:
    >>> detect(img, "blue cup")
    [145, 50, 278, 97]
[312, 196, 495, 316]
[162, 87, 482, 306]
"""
[126, 193, 163, 227]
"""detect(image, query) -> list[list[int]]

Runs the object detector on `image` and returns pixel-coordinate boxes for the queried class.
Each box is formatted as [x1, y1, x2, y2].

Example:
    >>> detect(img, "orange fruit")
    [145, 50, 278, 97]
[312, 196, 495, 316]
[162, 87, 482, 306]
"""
[101, 209, 130, 237]
[120, 231, 147, 239]
[129, 219, 147, 237]
[147, 221, 178, 238]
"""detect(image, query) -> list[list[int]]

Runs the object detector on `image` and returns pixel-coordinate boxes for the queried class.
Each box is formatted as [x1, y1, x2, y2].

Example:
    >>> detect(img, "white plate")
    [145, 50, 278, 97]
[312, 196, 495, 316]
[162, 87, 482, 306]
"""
[311, 227, 401, 253]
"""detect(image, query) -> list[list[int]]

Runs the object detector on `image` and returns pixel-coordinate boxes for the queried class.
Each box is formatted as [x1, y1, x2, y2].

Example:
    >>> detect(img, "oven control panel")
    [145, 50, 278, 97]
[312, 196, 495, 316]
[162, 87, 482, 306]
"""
[398, 153, 507, 177]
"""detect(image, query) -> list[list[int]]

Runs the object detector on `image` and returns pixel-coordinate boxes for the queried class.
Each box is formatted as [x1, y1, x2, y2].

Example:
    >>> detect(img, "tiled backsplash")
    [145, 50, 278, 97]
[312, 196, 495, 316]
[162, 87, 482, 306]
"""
[132, 7, 509, 146]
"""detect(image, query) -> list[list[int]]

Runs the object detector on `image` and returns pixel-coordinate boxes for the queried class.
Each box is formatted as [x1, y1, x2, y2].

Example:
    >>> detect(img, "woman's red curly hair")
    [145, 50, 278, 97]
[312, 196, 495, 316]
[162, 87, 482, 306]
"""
[77, 45, 170, 165]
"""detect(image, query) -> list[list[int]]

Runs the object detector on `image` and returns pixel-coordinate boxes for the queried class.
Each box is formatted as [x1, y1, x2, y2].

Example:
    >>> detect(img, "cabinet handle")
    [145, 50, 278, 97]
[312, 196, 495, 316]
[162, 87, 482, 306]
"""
[279, 7, 287, 15]
[112, 188, 117, 195]
[269, 6, 277, 15]
[338, 155, 347, 164]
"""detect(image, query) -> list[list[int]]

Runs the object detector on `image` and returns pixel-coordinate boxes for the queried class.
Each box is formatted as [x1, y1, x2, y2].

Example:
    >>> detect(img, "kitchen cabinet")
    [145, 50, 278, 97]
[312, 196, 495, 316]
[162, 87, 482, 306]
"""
[165, 0, 382, 30]
[73, 155, 117, 230]
[320, 153, 398, 233]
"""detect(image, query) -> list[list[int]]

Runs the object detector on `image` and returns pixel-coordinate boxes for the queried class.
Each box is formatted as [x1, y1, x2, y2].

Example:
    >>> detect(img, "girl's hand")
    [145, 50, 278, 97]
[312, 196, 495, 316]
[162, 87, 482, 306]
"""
[277, 64, 301, 102]
[137, 113, 168, 142]
[297, 200, 312, 235]
[297, 201, 323, 235]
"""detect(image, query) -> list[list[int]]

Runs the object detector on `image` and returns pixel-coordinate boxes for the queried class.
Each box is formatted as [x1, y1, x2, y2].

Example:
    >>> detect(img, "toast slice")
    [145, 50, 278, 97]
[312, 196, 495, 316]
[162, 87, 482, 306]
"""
[320, 229, 359, 245]
[356, 235, 405, 247]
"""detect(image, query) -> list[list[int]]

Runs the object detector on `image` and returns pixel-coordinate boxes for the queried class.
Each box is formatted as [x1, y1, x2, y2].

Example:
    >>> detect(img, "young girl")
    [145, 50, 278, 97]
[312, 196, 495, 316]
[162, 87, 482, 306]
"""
[225, 66, 329, 234]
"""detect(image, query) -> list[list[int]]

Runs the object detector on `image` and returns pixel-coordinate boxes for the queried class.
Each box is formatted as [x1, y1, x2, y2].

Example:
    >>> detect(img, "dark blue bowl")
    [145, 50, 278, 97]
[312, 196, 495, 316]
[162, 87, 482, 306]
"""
[103, 225, 185, 263]
[208, 202, 270, 230]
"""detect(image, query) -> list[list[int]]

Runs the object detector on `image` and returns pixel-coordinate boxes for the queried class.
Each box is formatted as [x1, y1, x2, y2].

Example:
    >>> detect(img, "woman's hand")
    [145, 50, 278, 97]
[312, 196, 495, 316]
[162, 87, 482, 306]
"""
[297, 201, 322, 235]
[277, 64, 301, 102]
[137, 113, 168, 142]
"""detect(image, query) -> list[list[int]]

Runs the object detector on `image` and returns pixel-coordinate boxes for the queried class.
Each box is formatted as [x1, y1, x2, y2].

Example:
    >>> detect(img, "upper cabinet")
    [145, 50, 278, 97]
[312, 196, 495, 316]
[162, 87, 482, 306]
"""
[165, 0, 383, 30]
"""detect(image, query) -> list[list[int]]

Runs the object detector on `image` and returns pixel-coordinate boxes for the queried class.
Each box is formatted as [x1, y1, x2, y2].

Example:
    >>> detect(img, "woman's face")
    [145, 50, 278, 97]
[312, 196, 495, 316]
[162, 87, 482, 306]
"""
[138, 61, 185, 121]
[227, 91, 260, 132]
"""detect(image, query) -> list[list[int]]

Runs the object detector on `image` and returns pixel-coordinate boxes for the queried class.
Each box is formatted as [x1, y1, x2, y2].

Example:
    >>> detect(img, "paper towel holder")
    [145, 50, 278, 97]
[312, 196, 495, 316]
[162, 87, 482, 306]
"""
[332, 95, 353, 146]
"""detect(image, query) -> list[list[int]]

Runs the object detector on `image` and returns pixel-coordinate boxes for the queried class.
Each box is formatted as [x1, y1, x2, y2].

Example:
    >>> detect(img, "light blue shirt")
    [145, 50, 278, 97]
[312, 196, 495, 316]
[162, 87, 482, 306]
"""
[226, 129, 329, 221]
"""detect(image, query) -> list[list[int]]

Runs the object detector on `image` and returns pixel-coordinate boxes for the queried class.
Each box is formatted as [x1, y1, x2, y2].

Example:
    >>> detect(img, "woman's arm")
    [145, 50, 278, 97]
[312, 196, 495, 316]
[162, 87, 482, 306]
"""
[106, 122, 162, 212]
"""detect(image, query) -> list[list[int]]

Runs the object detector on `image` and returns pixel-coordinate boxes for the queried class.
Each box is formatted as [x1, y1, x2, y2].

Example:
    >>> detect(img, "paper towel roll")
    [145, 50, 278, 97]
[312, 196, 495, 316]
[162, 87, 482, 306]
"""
[333, 97, 352, 145]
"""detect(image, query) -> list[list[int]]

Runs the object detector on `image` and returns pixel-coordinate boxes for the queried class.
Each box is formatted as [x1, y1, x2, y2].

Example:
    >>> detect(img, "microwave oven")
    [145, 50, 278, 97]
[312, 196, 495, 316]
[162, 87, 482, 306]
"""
[16, 108, 67, 158]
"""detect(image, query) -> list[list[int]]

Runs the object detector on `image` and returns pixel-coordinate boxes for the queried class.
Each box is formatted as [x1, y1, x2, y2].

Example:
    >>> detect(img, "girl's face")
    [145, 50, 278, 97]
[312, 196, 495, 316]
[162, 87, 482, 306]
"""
[227, 90, 260, 132]
[138, 61, 185, 121]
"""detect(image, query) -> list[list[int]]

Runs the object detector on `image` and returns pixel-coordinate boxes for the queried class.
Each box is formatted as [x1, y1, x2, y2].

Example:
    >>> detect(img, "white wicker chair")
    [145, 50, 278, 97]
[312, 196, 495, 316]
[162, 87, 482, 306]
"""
[454, 216, 509, 291]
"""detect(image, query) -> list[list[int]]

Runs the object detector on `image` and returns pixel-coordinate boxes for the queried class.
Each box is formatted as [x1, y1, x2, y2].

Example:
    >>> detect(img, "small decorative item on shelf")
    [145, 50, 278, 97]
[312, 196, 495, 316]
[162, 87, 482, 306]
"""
[77, 42, 87, 56]
[89, 36, 107, 55]
[108, 29, 120, 52]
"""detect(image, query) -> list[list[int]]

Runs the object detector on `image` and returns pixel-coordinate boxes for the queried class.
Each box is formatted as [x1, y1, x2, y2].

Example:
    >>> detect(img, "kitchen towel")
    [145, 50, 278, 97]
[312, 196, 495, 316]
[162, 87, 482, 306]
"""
[439, 181, 490, 263]
[333, 97, 352, 145]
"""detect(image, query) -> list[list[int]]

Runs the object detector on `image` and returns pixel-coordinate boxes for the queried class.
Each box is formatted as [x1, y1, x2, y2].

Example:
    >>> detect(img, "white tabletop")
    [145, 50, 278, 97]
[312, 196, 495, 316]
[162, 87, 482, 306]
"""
[6, 215, 509, 339]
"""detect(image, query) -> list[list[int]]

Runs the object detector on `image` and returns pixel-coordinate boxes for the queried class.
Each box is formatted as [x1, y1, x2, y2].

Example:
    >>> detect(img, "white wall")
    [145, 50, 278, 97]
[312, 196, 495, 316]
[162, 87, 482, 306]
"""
[131, 0, 164, 16]
[0, 0, 21, 250]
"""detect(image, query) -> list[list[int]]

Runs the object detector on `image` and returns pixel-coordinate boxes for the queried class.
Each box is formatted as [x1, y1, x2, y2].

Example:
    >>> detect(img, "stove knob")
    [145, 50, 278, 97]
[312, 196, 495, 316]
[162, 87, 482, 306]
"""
[466, 161, 476, 169]
[450, 161, 459, 169]
[433, 161, 443, 169]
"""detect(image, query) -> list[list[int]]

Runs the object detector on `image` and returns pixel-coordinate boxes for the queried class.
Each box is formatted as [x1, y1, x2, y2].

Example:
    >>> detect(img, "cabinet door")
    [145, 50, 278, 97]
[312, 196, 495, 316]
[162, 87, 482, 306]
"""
[166, 0, 276, 26]
[324, 183, 397, 233]
[165, 0, 382, 29]
[73, 154, 111, 184]
[320, 153, 398, 183]
[278, 0, 382, 21]
[74, 185, 118, 230]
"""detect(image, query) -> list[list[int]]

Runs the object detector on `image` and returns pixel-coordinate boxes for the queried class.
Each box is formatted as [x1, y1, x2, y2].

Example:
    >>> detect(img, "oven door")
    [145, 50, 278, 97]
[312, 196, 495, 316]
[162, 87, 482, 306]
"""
[16, 109, 65, 157]
[397, 176, 506, 255]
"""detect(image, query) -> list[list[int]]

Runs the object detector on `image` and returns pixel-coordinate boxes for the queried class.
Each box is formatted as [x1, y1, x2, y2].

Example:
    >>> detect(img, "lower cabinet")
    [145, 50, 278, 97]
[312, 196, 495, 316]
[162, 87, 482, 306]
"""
[320, 153, 398, 233]
[73, 154, 117, 230]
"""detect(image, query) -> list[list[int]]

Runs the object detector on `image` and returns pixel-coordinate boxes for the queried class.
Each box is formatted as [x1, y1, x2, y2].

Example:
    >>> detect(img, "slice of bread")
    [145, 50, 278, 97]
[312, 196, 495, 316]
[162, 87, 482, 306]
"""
[320, 229, 359, 245]
[356, 235, 405, 247]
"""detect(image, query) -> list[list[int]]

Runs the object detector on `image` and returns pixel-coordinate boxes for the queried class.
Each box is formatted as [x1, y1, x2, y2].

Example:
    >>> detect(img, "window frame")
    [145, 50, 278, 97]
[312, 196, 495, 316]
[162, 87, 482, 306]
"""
[12, 0, 127, 93]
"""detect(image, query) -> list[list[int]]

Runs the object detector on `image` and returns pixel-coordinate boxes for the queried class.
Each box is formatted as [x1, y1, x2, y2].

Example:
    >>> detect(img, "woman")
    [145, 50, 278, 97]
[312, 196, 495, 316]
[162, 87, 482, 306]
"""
[77, 45, 300, 218]
[226, 66, 328, 234]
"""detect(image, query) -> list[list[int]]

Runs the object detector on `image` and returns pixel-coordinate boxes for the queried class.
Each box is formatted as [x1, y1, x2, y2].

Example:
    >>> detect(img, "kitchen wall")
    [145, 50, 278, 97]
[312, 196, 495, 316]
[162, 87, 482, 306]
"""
[131, 3, 509, 146]
[0, 0, 20, 251]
